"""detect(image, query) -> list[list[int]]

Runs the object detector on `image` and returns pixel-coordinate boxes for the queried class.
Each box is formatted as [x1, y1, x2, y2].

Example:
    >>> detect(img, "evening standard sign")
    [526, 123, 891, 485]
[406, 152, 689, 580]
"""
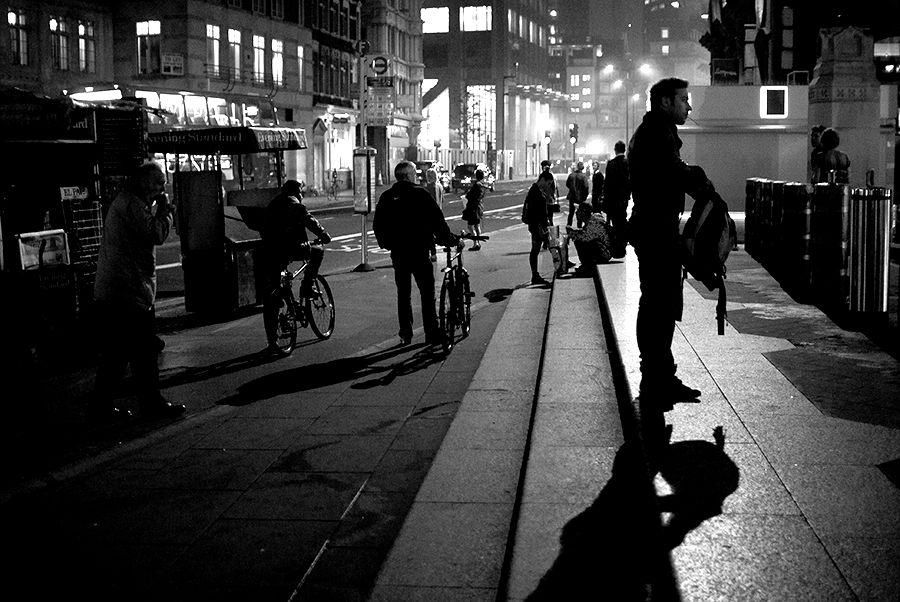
[148, 127, 308, 154]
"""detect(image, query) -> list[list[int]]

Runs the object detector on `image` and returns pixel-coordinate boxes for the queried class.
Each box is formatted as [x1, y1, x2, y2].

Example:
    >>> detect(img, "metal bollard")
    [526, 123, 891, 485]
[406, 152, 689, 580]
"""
[782, 182, 814, 294]
[848, 187, 892, 313]
[810, 183, 850, 307]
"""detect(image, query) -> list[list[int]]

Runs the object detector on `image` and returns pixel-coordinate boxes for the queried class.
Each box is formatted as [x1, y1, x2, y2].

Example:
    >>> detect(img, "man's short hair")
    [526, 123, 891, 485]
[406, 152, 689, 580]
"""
[540, 160, 551, 168]
[576, 161, 584, 170]
[649, 77, 689, 108]
[394, 160, 416, 181]
[282, 179, 303, 197]
[474, 169, 484, 180]
[614, 140, 626, 154]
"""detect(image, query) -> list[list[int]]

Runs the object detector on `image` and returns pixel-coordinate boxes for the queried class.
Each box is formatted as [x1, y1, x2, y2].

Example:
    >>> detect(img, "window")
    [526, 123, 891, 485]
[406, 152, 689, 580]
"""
[228, 28, 241, 79]
[206, 24, 220, 77]
[421, 7, 449, 33]
[464, 85, 495, 150]
[136, 20, 161, 75]
[570, 93, 580, 100]
[49, 16, 69, 71]
[252, 0, 265, 14]
[271, 0, 284, 19]
[760, 86, 788, 119]
[661, 27, 669, 39]
[271, 38, 283, 85]
[581, 101, 592, 109]
[78, 20, 95, 72]
[297, 44, 305, 89]
[661, 44, 669, 55]
[569, 74, 579, 86]
[8, 8, 28, 65]
[460, 5, 491, 31]
[582, 87, 590, 95]
[253, 35, 265, 83]
[582, 74, 591, 81]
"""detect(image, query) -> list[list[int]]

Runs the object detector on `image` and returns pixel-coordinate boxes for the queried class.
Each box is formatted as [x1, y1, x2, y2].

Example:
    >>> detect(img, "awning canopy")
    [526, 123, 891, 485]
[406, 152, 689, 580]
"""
[148, 126, 308, 154]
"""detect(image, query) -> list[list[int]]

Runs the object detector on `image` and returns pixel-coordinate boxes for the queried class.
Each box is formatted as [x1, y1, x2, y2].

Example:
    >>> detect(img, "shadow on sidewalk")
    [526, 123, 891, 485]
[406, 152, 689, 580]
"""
[526, 415, 739, 601]
[219, 343, 444, 406]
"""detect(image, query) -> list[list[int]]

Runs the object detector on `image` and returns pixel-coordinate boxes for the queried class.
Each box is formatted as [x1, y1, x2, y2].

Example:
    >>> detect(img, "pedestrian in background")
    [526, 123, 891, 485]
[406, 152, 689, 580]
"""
[566, 201, 613, 273]
[590, 160, 604, 214]
[808, 124, 825, 183]
[523, 170, 556, 285]
[565, 161, 589, 228]
[91, 161, 185, 421]
[540, 159, 560, 223]
[374, 161, 460, 346]
[462, 169, 487, 250]
[424, 167, 445, 262]
[604, 140, 631, 258]
[813, 127, 850, 184]
[628, 77, 712, 410]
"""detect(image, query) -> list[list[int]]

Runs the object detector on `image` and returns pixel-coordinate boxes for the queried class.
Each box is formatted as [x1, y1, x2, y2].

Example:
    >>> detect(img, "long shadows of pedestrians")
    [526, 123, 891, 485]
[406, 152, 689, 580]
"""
[218, 343, 444, 406]
[526, 416, 739, 601]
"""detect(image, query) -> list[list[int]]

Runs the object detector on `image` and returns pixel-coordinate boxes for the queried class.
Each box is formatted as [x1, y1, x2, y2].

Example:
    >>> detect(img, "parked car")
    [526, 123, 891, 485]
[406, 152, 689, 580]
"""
[415, 160, 451, 192]
[451, 162, 495, 192]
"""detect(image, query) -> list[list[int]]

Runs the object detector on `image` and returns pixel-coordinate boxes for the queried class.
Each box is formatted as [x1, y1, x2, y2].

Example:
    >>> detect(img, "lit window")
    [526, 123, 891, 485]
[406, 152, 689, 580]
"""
[228, 28, 241, 79]
[460, 5, 492, 32]
[78, 20, 95, 72]
[253, 35, 265, 83]
[136, 20, 161, 74]
[582, 101, 591, 109]
[661, 44, 669, 55]
[582, 87, 591, 95]
[206, 24, 220, 77]
[582, 74, 591, 81]
[570, 93, 580, 100]
[508, 9, 514, 34]
[661, 27, 669, 39]
[272, 38, 283, 85]
[569, 74, 580, 86]
[297, 44, 305, 89]
[464, 85, 496, 150]
[8, 8, 29, 66]
[421, 7, 449, 33]
[549, 24, 556, 35]
[49, 16, 69, 71]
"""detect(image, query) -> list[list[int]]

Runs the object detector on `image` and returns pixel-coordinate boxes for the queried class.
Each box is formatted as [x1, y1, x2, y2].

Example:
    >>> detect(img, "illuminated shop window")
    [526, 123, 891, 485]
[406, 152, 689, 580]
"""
[253, 35, 265, 84]
[136, 20, 160, 74]
[760, 85, 788, 119]
[78, 20, 95, 72]
[460, 5, 492, 32]
[8, 8, 29, 65]
[50, 16, 69, 70]
[464, 85, 495, 150]
[422, 7, 449, 33]
[272, 39, 283, 85]
[206, 24, 220, 77]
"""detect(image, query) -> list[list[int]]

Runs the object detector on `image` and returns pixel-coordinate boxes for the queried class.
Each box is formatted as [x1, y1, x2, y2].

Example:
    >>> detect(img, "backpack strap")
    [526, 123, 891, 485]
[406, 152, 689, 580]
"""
[715, 273, 726, 335]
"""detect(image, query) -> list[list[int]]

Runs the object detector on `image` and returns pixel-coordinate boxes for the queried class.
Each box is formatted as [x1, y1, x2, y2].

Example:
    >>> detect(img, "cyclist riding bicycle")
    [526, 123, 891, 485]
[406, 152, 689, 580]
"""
[261, 179, 332, 298]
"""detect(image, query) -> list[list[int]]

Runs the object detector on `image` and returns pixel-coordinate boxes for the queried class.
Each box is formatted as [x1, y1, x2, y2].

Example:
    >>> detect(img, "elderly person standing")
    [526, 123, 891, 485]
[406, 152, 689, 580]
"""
[91, 161, 185, 421]
[374, 161, 460, 346]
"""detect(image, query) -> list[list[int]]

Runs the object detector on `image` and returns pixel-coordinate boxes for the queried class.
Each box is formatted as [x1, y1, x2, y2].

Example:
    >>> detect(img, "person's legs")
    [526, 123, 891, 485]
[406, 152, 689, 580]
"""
[470, 221, 482, 250]
[567, 200, 577, 227]
[529, 228, 549, 284]
[392, 253, 414, 342]
[92, 302, 129, 416]
[635, 247, 682, 405]
[299, 244, 325, 295]
[131, 305, 186, 417]
[410, 252, 439, 341]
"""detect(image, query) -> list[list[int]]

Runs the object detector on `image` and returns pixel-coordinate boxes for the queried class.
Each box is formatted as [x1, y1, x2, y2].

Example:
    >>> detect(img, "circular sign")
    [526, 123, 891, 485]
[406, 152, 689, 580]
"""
[371, 56, 388, 75]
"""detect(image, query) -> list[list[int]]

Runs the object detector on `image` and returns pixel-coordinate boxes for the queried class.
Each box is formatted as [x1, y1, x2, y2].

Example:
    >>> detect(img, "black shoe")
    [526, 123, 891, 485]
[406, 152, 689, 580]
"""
[89, 405, 133, 423]
[399, 335, 412, 346]
[142, 399, 186, 419]
[424, 333, 444, 346]
[531, 274, 550, 286]
[671, 378, 701, 400]
[470, 244, 481, 251]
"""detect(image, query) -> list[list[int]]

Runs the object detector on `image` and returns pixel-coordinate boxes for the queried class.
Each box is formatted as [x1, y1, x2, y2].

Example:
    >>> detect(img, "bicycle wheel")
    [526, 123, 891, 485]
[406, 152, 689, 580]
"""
[459, 271, 472, 337]
[439, 275, 456, 353]
[264, 286, 297, 356]
[305, 275, 335, 339]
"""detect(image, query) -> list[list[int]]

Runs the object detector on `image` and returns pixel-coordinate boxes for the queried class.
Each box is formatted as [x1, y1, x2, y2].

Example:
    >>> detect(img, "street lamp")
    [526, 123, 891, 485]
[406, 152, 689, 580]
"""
[607, 60, 653, 144]
[544, 131, 551, 162]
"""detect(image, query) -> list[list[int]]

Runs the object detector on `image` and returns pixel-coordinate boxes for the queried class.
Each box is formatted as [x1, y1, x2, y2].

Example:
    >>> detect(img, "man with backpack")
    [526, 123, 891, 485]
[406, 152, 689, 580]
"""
[627, 77, 715, 411]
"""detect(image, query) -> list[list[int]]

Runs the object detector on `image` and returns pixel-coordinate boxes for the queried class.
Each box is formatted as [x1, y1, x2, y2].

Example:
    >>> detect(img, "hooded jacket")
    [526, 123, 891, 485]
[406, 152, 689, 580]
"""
[373, 180, 458, 253]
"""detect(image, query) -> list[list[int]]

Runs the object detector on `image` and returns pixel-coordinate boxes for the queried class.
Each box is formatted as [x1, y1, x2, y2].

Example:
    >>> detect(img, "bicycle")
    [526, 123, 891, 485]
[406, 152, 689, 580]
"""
[264, 240, 335, 356]
[438, 232, 489, 353]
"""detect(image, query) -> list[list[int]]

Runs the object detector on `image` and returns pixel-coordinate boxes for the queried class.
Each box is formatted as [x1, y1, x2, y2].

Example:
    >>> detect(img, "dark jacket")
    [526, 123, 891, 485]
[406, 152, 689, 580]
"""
[591, 170, 604, 209]
[627, 110, 708, 249]
[373, 180, 458, 253]
[463, 181, 486, 223]
[565, 170, 589, 203]
[261, 192, 327, 260]
[603, 154, 631, 214]
[523, 182, 552, 230]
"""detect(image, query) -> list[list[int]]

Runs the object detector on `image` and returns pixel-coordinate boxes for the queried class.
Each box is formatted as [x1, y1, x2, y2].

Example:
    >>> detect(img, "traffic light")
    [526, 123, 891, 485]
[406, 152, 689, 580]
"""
[569, 123, 578, 143]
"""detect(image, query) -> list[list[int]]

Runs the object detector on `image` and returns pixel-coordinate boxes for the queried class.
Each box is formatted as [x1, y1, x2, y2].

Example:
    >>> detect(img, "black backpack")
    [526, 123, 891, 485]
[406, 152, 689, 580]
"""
[681, 189, 737, 335]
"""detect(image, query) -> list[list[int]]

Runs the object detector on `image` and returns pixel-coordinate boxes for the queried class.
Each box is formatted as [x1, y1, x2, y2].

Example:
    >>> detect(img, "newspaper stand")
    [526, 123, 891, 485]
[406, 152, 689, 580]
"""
[147, 126, 308, 314]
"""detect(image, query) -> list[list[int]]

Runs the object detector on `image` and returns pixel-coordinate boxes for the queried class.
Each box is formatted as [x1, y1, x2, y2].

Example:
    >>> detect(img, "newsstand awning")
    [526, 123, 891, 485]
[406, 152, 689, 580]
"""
[147, 126, 308, 154]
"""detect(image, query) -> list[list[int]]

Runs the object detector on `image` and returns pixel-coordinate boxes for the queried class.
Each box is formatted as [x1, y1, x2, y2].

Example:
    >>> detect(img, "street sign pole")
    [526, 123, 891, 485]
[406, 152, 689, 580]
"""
[354, 42, 374, 273]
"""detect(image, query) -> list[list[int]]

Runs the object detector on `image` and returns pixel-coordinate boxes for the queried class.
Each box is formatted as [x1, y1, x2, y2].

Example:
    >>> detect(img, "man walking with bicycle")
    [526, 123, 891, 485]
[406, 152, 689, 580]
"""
[374, 161, 460, 347]
[261, 180, 331, 300]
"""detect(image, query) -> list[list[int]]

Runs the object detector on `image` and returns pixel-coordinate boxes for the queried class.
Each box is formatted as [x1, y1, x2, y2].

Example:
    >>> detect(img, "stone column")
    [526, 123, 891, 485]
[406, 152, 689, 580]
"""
[808, 26, 892, 188]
